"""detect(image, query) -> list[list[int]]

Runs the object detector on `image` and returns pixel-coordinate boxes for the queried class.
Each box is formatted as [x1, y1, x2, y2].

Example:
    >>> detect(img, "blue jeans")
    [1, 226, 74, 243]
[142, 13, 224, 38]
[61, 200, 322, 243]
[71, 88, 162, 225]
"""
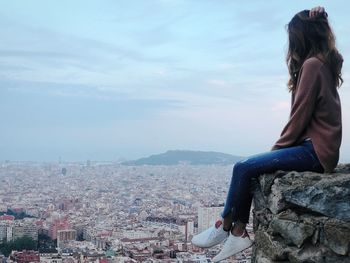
[220, 139, 324, 223]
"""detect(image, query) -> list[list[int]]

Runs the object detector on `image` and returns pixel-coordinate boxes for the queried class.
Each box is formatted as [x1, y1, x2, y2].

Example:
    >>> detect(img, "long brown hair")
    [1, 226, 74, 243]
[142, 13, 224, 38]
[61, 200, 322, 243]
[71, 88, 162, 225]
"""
[286, 10, 343, 91]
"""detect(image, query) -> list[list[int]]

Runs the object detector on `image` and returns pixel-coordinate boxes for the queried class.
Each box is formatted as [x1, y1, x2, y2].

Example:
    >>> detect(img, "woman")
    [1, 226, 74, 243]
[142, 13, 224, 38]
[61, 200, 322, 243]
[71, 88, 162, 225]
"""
[191, 6, 343, 262]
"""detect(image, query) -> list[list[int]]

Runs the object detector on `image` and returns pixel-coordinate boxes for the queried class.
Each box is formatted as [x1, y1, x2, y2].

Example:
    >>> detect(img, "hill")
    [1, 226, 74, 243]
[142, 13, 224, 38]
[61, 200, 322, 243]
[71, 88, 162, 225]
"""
[122, 150, 243, 165]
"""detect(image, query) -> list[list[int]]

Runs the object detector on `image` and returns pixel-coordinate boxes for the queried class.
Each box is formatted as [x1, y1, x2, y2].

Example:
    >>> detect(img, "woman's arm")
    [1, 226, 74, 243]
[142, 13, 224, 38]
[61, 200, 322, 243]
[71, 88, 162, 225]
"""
[272, 59, 321, 150]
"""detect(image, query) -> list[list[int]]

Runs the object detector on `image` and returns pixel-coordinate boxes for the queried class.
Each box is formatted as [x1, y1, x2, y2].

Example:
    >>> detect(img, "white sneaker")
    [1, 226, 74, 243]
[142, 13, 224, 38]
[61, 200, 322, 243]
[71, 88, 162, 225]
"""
[212, 230, 253, 262]
[191, 219, 229, 248]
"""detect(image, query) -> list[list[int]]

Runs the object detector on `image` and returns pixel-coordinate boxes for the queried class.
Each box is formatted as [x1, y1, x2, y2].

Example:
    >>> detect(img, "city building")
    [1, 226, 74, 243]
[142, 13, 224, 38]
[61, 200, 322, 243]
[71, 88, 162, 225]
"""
[0, 223, 6, 244]
[40, 253, 62, 263]
[57, 230, 77, 248]
[12, 222, 38, 241]
[8, 250, 40, 263]
[49, 218, 70, 240]
[197, 206, 224, 233]
[0, 215, 15, 221]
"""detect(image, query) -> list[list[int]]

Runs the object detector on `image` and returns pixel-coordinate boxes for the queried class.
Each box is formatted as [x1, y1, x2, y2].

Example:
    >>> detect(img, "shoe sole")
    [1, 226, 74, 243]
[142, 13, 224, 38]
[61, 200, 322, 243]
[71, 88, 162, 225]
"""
[212, 241, 253, 262]
[191, 239, 227, 248]
[191, 237, 228, 248]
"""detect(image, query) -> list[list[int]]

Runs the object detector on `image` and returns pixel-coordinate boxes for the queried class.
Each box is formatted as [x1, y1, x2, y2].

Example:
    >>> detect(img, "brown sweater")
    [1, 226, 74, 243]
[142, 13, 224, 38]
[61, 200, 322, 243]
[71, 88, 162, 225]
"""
[272, 56, 342, 173]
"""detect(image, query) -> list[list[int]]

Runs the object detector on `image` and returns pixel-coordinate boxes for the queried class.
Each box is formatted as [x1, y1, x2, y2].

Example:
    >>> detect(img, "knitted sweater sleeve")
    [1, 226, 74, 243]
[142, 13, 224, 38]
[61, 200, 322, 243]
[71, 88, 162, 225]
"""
[272, 59, 321, 150]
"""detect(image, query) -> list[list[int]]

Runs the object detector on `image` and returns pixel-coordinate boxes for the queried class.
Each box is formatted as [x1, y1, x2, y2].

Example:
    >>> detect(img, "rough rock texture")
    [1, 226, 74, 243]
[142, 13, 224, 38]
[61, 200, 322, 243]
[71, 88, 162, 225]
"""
[252, 164, 350, 263]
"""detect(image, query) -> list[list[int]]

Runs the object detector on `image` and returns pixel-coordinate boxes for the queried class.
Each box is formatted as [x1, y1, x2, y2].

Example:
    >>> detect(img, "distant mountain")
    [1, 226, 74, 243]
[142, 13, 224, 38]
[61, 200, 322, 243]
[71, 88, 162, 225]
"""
[122, 150, 244, 165]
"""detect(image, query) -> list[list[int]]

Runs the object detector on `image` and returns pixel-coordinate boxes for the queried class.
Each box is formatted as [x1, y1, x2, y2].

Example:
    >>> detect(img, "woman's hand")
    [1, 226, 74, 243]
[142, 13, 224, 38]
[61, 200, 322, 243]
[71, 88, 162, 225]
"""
[309, 6, 327, 18]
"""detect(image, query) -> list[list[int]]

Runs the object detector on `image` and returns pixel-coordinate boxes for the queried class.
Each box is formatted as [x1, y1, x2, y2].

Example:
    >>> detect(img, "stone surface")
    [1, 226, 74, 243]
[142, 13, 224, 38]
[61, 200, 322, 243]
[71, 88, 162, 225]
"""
[287, 244, 327, 263]
[269, 218, 314, 248]
[324, 218, 350, 255]
[252, 165, 350, 263]
[283, 173, 350, 221]
[259, 171, 286, 196]
[268, 179, 287, 214]
[253, 250, 288, 263]
[254, 231, 291, 261]
[286, 244, 350, 263]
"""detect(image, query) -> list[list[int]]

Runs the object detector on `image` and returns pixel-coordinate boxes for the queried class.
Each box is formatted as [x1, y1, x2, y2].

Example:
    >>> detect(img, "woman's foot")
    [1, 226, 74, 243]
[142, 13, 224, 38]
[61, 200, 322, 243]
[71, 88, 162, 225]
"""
[213, 231, 253, 262]
[212, 229, 253, 262]
[191, 219, 229, 248]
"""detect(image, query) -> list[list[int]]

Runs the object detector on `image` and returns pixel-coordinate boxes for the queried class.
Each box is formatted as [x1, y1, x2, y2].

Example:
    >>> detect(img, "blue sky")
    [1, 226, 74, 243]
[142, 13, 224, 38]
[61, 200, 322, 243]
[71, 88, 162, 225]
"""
[1, 0, 350, 162]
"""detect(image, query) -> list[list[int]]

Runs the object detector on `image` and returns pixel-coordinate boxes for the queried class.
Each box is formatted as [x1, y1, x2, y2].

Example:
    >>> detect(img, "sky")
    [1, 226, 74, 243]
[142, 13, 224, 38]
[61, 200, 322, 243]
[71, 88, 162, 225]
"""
[1, 0, 350, 162]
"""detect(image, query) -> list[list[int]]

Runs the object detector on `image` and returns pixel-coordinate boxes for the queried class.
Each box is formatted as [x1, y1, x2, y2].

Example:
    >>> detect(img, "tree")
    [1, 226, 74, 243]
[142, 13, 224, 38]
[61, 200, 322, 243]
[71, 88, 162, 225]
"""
[0, 236, 37, 257]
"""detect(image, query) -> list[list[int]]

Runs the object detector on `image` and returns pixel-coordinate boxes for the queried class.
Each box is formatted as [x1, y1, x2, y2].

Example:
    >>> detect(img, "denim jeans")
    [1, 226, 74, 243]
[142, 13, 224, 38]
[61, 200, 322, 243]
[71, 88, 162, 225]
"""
[220, 139, 324, 224]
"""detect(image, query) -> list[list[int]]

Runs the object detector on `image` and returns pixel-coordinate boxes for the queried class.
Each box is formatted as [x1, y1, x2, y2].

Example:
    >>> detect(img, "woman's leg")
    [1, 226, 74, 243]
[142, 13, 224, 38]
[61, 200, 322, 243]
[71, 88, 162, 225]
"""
[221, 140, 324, 234]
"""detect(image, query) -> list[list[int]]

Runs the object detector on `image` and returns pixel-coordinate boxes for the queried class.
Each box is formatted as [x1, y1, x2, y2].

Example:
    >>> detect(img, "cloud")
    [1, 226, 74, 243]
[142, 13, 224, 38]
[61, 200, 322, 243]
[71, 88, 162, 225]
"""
[0, 15, 178, 77]
[0, 0, 349, 160]
[207, 79, 230, 87]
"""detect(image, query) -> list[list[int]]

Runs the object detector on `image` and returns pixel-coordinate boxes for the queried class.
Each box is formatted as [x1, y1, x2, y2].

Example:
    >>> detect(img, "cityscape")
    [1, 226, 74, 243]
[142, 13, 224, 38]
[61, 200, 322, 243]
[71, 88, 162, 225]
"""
[2, 1, 349, 263]
[0, 161, 254, 263]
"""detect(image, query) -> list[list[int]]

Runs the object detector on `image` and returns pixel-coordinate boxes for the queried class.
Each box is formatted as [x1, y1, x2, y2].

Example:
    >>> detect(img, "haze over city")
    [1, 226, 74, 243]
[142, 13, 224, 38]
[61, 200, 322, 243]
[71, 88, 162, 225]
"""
[1, 0, 350, 162]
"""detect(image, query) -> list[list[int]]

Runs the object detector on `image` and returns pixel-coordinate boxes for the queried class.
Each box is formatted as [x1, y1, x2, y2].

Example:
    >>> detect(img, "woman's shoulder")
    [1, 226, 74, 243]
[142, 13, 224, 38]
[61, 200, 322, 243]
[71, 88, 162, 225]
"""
[301, 56, 325, 73]
[303, 56, 325, 67]
[301, 55, 333, 87]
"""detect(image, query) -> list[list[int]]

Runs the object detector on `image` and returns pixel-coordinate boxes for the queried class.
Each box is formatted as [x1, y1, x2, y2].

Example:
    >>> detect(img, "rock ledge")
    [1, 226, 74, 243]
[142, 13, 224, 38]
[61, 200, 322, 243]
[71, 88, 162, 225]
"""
[252, 164, 350, 263]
